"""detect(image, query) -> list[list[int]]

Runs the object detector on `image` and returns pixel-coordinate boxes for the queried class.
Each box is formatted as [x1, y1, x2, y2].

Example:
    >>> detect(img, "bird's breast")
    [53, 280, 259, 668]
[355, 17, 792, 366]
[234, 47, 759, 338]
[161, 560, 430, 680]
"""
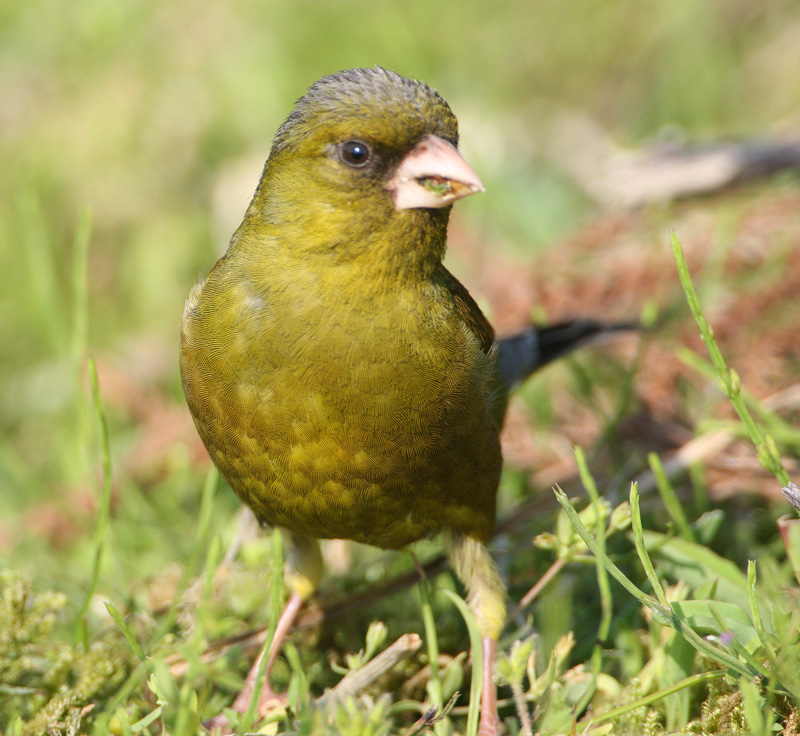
[180, 261, 500, 547]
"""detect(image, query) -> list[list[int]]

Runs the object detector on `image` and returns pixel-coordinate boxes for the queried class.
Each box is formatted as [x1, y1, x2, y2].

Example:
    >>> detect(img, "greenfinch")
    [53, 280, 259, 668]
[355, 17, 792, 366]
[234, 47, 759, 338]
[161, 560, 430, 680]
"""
[180, 66, 629, 735]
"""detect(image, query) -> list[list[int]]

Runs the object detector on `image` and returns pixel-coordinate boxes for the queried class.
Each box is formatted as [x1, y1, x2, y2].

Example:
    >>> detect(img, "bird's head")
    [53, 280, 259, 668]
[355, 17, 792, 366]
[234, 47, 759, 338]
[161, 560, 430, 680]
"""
[241, 67, 483, 269]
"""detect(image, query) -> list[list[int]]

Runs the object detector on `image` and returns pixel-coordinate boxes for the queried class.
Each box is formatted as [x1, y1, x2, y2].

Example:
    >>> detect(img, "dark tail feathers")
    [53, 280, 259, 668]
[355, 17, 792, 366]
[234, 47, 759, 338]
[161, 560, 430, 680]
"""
[494, 319, 639, 390]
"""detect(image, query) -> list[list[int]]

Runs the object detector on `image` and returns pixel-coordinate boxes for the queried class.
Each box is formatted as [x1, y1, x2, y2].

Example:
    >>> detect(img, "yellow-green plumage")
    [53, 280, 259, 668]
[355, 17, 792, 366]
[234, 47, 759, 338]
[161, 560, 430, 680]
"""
[181, 69, 501, 549]
[181, 253, 501, 548]
[180, 67, 506, 733]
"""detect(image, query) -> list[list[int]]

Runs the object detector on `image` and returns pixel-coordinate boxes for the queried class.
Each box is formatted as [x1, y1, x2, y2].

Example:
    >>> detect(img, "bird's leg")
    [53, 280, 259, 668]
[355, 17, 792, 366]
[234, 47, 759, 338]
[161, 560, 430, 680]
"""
[222, 532, 323, 723]
[227, 590, 305, 714]
[444, 533, 506, 736]
[478, 636, 498, 736]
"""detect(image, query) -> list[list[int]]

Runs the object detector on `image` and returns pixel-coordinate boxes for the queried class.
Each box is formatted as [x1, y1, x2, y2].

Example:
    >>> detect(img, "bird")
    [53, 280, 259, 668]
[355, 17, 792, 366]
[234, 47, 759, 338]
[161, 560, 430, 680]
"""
[180, 66, 633, 735]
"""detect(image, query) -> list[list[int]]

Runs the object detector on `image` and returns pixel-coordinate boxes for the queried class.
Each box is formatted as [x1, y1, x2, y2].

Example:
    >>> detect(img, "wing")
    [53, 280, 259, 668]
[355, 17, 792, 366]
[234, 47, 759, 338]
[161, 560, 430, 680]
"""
[439, 267, 495, 355]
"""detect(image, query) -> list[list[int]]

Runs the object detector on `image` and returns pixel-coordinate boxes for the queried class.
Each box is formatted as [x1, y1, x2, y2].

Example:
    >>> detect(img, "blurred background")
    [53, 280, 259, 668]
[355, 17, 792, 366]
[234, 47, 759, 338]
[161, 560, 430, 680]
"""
[2, 0, 800, 730]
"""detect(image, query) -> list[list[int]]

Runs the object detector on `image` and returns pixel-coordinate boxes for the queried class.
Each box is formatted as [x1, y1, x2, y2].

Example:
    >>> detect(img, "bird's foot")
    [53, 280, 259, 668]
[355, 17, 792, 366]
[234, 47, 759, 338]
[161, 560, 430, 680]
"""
[477, 712, 499, 736]
[206, 591, 305, 733]
[230, 679, 288, 715]
[204, 685, 287, 734]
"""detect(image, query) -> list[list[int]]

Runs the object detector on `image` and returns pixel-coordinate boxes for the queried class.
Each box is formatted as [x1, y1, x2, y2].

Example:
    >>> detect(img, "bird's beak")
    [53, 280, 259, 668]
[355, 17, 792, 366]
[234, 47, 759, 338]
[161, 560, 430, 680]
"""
[387, 135, 485, 210]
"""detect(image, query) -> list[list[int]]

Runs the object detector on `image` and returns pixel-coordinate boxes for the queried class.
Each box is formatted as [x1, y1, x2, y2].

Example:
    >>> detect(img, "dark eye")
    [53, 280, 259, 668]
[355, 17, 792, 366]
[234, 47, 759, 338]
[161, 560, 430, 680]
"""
[339, 140, 371, 167]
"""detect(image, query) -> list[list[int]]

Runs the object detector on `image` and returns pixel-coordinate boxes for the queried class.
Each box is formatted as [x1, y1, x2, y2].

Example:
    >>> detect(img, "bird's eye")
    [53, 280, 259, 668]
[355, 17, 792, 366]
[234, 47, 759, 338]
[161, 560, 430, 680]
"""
[339, 140, 371, 168]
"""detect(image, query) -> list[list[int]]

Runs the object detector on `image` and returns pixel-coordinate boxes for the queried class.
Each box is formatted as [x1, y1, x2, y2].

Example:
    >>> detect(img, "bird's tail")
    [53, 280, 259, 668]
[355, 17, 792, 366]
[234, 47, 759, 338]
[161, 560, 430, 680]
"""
[491, 319, 639, 426]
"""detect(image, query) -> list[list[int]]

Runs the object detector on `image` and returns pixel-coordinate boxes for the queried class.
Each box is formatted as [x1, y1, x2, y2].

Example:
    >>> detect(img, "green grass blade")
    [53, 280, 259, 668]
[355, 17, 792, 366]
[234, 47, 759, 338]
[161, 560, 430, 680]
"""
[630, 483, 667, 606]
[573, 446, 611, 714]
[553, 485, 755, 677]
[671, 232, 789, 486]
[440, 589, 483, 736]
[74, 356, 113, 649]
[591, 671, 724, 725]
[417, 573, 446, 735]
[104, 601, 146, 661]
[648, 452, 695, 542]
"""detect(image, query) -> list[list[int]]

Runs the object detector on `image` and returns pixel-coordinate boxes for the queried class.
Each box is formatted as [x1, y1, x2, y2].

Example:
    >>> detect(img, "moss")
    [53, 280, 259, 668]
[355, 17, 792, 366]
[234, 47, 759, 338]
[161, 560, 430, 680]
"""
[0, 570, 135, 735]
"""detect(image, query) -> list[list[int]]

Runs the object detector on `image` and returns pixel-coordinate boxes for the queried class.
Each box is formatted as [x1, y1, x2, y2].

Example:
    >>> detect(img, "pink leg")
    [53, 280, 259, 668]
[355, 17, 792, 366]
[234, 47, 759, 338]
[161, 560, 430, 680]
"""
[477, 636, 498, 736]
[229, 591, 305, 714]
[207, 591, 305, 732]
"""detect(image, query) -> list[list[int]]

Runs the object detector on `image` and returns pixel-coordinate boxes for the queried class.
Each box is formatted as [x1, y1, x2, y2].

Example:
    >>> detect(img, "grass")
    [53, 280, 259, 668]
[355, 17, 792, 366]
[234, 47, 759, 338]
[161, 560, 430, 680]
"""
[2, 0, 800, 734]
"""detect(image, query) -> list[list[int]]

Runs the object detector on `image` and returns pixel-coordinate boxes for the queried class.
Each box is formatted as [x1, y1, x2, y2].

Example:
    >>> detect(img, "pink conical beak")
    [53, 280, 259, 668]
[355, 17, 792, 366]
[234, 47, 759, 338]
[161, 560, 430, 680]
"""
[387, 135, 485, 210]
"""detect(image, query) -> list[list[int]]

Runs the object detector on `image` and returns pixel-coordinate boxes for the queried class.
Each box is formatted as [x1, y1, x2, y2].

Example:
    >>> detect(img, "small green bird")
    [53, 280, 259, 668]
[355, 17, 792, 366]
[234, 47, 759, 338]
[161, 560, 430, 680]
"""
[180, 67, 629, 735]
